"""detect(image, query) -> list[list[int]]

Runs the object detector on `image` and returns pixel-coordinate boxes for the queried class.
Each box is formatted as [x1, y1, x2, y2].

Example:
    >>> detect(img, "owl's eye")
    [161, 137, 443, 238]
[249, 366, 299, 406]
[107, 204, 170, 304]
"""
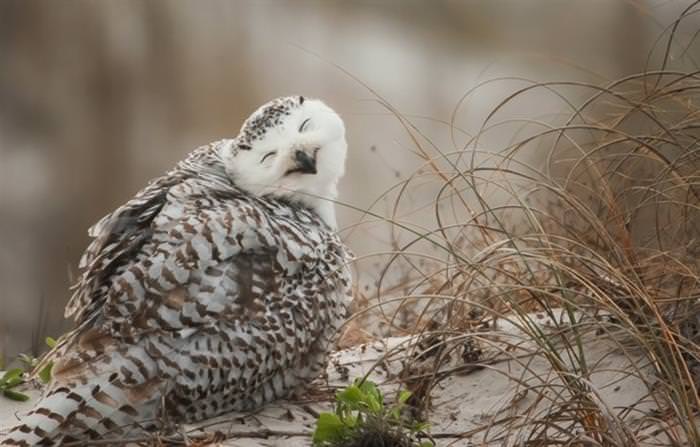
[260, 151, 277, 163]
[298, 118, 311, 132]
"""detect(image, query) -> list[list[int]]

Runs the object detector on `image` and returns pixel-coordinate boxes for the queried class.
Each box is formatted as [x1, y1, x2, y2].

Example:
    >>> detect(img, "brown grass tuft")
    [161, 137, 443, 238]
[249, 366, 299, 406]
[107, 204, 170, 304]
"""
[344, 4, 700, 445]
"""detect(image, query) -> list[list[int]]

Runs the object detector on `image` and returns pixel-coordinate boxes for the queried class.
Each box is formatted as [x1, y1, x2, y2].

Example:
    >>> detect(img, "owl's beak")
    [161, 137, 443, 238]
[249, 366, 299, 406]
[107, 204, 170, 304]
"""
[292, 150, 317, 175]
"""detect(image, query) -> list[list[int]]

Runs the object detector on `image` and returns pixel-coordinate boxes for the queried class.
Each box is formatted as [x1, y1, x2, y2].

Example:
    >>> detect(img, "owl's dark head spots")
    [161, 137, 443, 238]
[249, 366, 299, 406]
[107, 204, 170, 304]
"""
[238, 142, 252, 151]
[240, 97, 299, 144]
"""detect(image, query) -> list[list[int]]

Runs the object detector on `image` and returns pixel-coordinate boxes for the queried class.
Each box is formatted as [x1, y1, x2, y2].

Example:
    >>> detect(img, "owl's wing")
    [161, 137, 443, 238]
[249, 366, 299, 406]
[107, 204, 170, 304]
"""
[65, 143, 232, 324]
[70, 176, 328, 340]
[64, 173, 183, 323]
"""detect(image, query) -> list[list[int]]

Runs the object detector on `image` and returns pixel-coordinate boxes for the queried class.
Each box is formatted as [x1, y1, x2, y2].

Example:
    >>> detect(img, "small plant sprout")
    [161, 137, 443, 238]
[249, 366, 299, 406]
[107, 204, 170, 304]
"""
[0, 369, 29, 402]
[1, 336, 57, 402]
[313, 378, 432, 447]
[37, 336, 57, 384]
[17, 336, 56, 385]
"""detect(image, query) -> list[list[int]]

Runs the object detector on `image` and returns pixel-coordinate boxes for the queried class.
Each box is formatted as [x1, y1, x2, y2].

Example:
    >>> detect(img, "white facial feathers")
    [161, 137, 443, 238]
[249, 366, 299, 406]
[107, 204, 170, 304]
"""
[222, 96, 347, 228]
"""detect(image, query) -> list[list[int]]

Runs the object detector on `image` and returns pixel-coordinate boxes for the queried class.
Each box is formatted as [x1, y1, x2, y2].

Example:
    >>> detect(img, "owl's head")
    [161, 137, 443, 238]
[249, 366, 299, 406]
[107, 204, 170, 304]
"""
[223, 96, 347, 227]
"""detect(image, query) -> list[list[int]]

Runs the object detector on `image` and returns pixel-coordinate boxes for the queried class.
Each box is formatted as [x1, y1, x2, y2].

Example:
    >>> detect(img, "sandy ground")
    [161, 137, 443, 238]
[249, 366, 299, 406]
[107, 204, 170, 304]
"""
[0, 310, 680, 446]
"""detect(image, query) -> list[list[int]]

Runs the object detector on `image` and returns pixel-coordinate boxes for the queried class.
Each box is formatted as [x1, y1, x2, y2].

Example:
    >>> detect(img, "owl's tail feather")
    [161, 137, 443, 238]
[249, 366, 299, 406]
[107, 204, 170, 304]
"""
[1, 342, 163, 446]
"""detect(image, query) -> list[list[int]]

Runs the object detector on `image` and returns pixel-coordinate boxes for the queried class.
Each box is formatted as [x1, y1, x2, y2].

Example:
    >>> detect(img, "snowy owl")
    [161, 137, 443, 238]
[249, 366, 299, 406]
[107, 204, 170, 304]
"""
[1, 96, 353, 445]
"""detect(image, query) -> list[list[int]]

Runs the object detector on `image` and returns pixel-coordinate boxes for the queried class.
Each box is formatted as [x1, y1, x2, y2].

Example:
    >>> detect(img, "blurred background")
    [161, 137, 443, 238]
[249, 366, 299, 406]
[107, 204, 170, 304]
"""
[0, 0, 694, 361]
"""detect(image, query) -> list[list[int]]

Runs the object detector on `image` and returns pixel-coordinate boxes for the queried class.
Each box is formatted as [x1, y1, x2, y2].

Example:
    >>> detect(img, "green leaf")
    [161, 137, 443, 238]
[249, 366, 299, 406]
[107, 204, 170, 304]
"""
[4, 375, 23, 388]
[336, 384, 364, 406]
[3, 389, 29, 402]
[358, 380, 379, 398]
[313, 412, 347, 445]
[1, 369, 23, 387]
[390, 406, 401, 421]
[365, 392, 382, 414]
[412, 421, 431, 433]
[45, 337, 57, 349]
[356, 380, 384, 413]
[17, 354, 37, 370]
[343, 414, 358, 429]
[398, 390, 412, 404]
[419, 442, 434, 447]
[38, 363, 53, 384]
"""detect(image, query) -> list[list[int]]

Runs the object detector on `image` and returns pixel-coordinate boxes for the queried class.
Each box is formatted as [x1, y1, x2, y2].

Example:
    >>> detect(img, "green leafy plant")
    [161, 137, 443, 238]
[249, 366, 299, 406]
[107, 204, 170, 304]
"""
[17, 336, 56, 385]
[1, 336, 57, 402]
[313, 379, 432, 447]
[0, 369, 29, 402]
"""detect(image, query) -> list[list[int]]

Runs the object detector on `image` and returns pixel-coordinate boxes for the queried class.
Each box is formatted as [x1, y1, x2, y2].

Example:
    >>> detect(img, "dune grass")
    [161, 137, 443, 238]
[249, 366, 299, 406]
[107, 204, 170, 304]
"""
[343, 5, 700, 445]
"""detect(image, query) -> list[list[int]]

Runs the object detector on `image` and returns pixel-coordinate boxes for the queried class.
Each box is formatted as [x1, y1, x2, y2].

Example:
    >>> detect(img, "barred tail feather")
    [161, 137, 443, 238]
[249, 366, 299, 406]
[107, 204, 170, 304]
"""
[1, 344, 163, 446]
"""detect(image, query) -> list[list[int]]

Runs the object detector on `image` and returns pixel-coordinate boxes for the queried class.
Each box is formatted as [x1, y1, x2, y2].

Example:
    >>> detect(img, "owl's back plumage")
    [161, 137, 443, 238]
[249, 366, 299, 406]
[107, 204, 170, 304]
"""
[2, 140, 352, 445]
